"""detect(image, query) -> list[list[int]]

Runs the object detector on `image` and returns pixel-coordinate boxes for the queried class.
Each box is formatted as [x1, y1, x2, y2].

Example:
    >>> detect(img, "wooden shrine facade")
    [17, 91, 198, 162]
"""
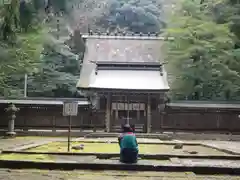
[95, 91, 166, 133]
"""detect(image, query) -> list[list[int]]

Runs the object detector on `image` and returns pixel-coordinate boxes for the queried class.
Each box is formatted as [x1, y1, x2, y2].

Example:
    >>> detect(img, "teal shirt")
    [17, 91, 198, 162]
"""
[119, 133, 138, 150]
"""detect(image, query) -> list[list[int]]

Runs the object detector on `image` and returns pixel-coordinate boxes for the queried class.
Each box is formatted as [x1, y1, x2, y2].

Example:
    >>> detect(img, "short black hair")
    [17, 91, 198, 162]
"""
[123, 124, 132, 132]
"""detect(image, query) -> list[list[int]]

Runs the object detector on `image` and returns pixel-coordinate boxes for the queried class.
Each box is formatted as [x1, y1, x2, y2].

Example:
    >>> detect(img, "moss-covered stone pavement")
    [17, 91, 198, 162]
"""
[0, 136, 240, 178]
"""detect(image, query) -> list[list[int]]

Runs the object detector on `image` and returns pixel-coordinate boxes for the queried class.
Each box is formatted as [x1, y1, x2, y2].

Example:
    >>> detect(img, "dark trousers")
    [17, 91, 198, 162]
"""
[120, 148, 138, 163]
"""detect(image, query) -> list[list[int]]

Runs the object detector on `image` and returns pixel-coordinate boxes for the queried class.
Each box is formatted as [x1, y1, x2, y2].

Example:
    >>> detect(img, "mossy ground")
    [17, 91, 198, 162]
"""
[28, 141, 227, 155]
[0, 154, 54, 162]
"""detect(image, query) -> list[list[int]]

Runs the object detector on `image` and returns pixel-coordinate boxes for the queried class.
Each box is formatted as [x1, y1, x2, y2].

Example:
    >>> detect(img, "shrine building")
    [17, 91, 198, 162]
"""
[77, 33, 171, 133]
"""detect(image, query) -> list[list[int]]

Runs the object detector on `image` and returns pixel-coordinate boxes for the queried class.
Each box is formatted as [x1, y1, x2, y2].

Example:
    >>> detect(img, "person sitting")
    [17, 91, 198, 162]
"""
[118, 124, 138, 163]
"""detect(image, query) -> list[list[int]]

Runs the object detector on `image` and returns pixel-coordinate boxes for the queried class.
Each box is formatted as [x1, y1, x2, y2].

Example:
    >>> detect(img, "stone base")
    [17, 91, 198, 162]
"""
[5, 131, 16, 138]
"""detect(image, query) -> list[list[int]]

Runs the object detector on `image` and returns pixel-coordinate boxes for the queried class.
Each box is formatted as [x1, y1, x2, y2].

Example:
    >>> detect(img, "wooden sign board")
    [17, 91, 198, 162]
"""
[63, 101, 78, 116]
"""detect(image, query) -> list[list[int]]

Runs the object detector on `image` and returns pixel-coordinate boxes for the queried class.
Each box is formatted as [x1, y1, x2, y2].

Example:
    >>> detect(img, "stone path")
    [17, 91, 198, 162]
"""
[0, 169, 239, 180]
[180, 159, 240, 168]
[0, 137, 81, 151]
[176, 140, 240, 155]
[0, 138, 41, 151]
[50, 154, 240, 168]
[203, 141, 240, 155]
[0, 137, 58, 151]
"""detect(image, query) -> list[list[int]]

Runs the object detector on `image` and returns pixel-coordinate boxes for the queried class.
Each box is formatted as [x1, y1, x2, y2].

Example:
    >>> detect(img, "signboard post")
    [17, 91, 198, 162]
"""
[63, 101, 78, 152]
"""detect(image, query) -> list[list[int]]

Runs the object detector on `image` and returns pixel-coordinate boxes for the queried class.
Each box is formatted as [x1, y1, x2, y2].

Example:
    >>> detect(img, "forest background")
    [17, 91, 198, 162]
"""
[0, 0, 239, 101]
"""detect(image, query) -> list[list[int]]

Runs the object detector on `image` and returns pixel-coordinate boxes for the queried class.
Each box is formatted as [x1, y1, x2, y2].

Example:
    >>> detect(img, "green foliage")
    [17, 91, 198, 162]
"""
[32, 0, 69, 13]
[19, 0, 35, 31]
[0, 29, 45, 97]
[32, 0, 45, 11]
[0, 0, 45, 98]
[166, 0, 240, 100]
[0, 0, 19, 41]
[27, 35, 80, 97]
[97, 0, 165, 33]
[0, 0, 85, 98]
[50, 0, 67, 12]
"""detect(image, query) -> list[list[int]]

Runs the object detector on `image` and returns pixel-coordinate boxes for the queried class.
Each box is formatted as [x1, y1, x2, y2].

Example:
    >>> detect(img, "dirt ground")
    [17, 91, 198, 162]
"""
[0, 169, 239, 180]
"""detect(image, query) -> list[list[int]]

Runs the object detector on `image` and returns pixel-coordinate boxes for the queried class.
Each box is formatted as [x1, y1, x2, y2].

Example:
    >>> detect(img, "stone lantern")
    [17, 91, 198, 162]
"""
[5, 103, 20, 137]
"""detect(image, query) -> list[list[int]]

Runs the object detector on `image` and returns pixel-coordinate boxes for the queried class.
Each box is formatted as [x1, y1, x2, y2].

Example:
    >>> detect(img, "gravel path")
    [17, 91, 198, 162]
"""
[0, 169, 239, 180]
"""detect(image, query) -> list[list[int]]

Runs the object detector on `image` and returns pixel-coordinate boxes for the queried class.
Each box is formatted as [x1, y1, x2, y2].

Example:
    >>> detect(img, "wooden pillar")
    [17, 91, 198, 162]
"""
[23, 108, 28, 131]
[105, 93, 111, 132]
[147, 94, 151, 133]
[137, 107, 140, 124]
[127, 94, 130, 124]
[159, 94, 162, 131]
[52, 116, 56, 132]
[115, 101, 118, 123]
[216, 109, 220, 129]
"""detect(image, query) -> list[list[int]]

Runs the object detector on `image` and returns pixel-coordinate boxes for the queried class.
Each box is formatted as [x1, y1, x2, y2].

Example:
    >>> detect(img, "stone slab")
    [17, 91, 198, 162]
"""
[7, 130, 240, 141]
[180, 158, 240, 168]
[203, 141, 240, 155]
[170, 158, 181, 164]
[0, 156, 240, 175]
[0, 169, 239, 180]
[51, 155, 97, 163]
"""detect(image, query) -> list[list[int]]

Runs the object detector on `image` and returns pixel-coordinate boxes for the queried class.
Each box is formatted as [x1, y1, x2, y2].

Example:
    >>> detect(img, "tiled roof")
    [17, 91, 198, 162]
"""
[82, 35, 166, 63]
[77, 35, 170, 91]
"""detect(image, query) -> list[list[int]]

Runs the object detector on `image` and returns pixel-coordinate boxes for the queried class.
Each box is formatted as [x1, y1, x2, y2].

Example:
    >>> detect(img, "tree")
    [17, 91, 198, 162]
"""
[27, 35, 80, 97]
[0, 0, 19, 41]
[97, 0, 165, 33]
[32, 0, 68, 13]
[0, 0, 45, 97]
[165, 0, 240, 100]
[19, 0, 35, 31]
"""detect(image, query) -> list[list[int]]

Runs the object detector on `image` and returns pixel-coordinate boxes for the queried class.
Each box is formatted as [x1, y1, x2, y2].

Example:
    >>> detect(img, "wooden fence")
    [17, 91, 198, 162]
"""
[0, 104, 105, 131]
[151, 105, 240, 133]
[1, 102, 240, 133]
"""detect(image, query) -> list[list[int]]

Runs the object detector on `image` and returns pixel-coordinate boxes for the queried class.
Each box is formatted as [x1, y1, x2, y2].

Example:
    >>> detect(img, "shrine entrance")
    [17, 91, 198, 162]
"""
[111, 100, 146, 132]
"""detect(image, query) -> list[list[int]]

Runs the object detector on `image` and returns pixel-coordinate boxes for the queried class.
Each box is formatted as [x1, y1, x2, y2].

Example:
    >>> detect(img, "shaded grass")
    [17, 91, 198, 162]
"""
[28, 141, 228, 155]
[0, 154, 54, 162]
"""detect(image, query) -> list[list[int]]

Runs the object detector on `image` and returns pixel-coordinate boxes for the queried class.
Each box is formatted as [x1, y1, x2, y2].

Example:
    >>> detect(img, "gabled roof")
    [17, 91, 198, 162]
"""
[82, 35, 168, 63]
[77, 35, 170, 91]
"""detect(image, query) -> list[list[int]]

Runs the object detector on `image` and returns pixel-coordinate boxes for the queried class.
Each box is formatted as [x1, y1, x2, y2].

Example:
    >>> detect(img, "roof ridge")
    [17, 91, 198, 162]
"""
[80, 33, 174, 41]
